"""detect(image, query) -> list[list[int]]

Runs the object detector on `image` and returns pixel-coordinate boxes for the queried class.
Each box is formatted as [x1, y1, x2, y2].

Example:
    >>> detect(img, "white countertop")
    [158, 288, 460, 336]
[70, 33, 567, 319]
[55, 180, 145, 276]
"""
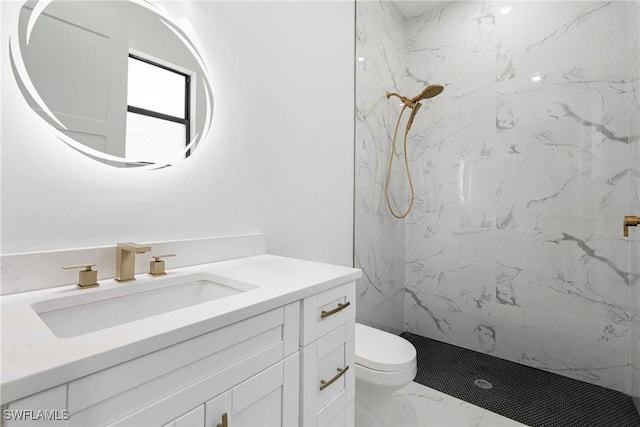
[0, 254, 361, 404]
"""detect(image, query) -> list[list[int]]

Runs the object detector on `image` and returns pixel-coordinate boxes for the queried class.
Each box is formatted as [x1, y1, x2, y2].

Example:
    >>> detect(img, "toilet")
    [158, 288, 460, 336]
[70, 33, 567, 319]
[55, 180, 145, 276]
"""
[354, 323, 417, 426]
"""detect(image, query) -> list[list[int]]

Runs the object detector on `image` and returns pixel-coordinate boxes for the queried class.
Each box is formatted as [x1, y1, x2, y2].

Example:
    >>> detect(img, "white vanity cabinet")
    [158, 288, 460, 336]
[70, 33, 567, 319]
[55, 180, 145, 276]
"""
[300, 282, 356, 427]
[2, 277, 359, 427]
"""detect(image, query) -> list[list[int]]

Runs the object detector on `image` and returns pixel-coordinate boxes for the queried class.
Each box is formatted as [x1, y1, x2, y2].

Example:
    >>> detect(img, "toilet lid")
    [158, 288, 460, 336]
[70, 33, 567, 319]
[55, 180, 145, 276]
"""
[355, 323, 417, 372]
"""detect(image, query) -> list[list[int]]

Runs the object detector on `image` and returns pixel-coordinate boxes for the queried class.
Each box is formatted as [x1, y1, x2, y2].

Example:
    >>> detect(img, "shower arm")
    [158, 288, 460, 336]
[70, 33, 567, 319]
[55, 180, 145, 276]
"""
[386, 91, 417, 109]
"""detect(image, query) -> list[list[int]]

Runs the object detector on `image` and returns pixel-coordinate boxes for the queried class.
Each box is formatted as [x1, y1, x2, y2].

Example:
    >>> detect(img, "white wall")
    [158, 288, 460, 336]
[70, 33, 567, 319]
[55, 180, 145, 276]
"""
[1, 1, 354, 268]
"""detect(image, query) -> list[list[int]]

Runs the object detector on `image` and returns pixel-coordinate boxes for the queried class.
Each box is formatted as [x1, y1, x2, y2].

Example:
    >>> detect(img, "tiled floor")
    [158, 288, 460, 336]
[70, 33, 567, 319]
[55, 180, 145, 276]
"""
[393, 381, 528, 427]
[401, 332, 640, 426]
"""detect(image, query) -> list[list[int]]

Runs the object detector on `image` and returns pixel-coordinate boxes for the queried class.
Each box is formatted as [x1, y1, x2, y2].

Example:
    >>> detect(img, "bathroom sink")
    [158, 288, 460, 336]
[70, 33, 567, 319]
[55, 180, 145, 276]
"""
[31, 273, 256, 338]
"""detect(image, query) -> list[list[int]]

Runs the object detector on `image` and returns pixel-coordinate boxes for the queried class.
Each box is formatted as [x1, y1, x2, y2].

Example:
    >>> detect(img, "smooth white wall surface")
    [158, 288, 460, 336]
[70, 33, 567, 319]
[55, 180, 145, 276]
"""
[230, 1, 355, 267]
[1, 1, 354, 268]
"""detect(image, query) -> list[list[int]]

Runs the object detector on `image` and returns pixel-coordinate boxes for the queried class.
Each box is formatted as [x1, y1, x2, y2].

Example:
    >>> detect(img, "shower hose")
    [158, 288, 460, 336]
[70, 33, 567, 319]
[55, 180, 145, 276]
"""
[384, 104, 414, 219]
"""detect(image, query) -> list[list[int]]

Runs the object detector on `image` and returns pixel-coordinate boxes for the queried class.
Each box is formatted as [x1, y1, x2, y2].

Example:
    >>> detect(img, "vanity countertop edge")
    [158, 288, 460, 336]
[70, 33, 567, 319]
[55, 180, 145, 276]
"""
[0, 254, 362, 405]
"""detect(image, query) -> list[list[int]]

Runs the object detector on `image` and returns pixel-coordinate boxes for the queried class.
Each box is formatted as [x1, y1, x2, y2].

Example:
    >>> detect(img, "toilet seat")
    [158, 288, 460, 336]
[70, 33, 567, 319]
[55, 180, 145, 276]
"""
[355, 323, 416, 372]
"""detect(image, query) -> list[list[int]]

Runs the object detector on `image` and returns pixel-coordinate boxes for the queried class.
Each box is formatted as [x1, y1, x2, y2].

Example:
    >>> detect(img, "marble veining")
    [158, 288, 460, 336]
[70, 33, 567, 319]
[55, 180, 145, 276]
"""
[354, 0, 408, 333]
[355, 0, 640, 396]
[391, 381, 527, 427]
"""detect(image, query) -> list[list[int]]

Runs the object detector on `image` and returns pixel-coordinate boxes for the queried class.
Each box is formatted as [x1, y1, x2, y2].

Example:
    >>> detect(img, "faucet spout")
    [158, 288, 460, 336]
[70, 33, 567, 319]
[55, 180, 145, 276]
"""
[116, 242, 151, 282]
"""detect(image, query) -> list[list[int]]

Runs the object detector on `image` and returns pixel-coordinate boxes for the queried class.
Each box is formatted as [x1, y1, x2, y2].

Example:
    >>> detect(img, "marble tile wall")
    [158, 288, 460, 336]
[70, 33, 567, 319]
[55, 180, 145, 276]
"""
[355, 1, 640, 395]
[630, 1, 640, 410]
[354, 1, 408, 333]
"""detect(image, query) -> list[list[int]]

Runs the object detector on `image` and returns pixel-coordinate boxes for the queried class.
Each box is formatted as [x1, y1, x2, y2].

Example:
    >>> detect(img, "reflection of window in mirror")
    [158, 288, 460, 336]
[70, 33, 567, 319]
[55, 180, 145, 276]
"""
[126, 54, 192, 164]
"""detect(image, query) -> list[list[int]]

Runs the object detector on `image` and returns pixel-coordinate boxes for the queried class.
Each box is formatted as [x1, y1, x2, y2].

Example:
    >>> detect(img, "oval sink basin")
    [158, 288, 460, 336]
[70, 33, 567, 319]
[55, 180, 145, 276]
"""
[31, 273, 257, 338]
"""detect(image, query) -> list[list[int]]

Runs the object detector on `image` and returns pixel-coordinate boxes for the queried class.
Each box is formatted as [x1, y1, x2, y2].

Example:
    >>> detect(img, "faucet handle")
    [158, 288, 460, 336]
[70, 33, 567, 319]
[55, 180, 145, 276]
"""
[151, 254, 176, 262]
[624, 215, 640, 237]
[149, 254, 176, 277]
[62, 263, 99, 289]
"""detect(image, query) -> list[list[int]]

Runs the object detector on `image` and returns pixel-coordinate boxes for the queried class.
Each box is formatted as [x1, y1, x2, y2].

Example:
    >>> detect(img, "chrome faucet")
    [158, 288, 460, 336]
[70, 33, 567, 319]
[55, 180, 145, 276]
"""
[116, 242, 151, 282]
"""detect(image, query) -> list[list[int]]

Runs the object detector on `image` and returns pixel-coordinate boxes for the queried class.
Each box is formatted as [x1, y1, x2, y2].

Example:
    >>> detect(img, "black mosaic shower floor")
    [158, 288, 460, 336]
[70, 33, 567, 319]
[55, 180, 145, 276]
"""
[400, 332, 640, 427]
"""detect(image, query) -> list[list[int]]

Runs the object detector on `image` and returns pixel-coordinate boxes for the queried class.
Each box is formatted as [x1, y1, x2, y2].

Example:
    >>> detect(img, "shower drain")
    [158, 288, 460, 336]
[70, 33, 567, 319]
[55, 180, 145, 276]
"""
[474, 379, 493, 390]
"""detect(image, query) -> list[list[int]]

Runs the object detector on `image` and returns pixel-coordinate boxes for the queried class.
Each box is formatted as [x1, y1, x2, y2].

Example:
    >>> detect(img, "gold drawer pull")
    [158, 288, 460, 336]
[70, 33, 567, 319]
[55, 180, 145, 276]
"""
[319, 365, 349, 391]
[320, 301, 351, 319]
[216, 412, 228, 427]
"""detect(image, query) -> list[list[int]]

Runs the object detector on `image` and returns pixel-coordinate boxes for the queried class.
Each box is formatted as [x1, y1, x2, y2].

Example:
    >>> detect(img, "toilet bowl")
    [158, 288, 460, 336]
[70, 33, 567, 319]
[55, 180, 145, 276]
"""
[354, 323, 417, 427]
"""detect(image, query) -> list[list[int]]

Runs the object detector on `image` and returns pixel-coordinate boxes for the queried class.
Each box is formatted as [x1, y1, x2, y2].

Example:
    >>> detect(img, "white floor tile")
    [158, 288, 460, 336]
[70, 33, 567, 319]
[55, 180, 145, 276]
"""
[479, 410, 527, 427]
[387, 382, 528, 427]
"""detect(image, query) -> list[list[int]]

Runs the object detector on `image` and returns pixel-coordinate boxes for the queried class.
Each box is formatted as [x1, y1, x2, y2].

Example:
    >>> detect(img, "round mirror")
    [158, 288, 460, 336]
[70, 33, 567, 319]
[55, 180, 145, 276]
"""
[10, 0, 214, 169]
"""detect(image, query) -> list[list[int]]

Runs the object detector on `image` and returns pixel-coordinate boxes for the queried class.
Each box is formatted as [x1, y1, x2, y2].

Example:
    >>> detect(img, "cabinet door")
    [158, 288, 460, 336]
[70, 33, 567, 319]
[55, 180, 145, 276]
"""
[205, 354, 299, 427]
[204, 391, 232, 427]
[205, 362, 283, 427]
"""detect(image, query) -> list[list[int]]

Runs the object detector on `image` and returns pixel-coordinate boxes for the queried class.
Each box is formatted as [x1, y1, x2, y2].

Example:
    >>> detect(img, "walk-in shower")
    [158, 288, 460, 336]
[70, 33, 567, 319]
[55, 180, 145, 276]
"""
[354, 0, 640, 423]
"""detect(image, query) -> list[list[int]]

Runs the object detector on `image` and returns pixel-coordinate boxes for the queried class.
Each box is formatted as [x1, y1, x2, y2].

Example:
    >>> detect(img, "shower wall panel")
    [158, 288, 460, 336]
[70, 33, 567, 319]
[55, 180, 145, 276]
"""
[354, 1, 407, 333]
[400, 1, 639, 394]
[629, 1, 640, 411]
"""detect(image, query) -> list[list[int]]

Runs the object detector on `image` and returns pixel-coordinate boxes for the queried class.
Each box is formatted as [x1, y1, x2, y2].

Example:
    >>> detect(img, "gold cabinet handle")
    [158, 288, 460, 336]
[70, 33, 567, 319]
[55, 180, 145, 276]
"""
[319, 365, 349, 391]
[216, 412, 228, 427]
[320, 301, 351, 319]
[624, 216, 640, 237]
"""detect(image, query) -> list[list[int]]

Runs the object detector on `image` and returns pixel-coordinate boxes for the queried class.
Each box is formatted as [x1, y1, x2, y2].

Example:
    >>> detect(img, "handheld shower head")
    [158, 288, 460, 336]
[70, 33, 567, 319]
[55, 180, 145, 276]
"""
[405, 84, 444, 132]
[387, 84, 444, 132]
[411, 84, 444, 103]
[405, 102, 422, 133]
[387, 84, 444, 109]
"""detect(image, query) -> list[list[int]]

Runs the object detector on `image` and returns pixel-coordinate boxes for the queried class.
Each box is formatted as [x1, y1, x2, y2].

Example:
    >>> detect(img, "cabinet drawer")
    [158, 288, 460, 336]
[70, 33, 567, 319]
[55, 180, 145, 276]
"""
[316, 390, 354, 427]
[300, 320, 354, 426]
[301, 282, 355, 346]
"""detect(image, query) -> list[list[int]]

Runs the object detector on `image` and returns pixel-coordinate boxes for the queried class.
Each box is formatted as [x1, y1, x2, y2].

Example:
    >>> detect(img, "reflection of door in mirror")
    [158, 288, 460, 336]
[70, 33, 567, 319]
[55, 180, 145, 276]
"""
[21, 2, 128, 157]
